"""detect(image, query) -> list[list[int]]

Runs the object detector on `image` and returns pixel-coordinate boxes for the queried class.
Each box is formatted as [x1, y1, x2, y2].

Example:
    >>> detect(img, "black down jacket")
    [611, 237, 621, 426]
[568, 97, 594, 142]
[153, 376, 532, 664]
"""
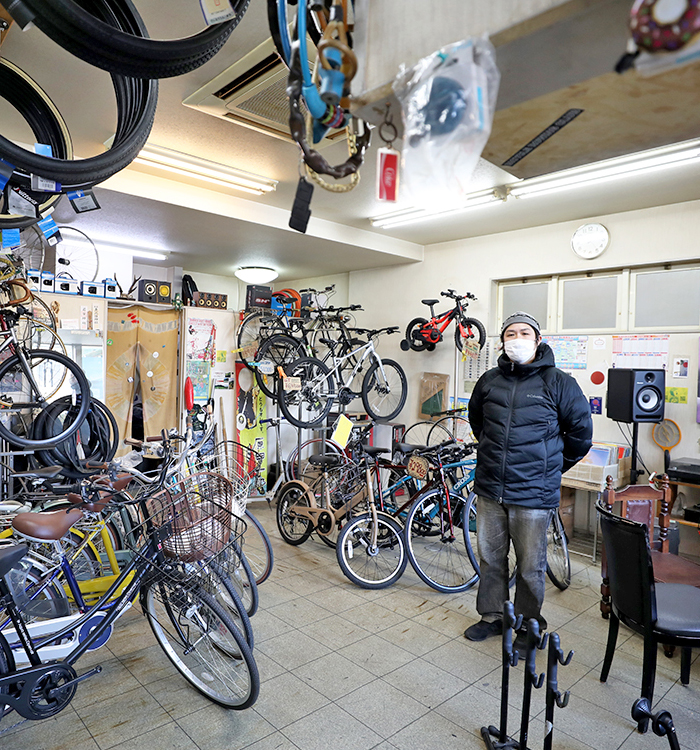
[468, 343, 592, 508]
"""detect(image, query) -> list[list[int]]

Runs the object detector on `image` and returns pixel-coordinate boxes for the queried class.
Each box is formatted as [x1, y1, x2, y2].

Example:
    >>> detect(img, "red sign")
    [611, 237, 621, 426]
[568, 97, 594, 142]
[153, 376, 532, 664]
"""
[377, 148, 399, 202]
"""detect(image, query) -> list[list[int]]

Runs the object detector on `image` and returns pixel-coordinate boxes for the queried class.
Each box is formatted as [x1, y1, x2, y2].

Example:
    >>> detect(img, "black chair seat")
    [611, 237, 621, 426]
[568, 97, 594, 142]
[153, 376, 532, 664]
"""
[421, 299, 439, 307]
[655, 583, 700, 636]
[308, 453, 342, 468]
[363, 445, 389, 457]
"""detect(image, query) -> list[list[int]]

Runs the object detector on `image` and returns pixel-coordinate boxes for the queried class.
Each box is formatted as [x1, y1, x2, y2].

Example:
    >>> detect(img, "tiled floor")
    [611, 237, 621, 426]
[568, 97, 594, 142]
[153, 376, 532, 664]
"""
[4, 501, 700, 750]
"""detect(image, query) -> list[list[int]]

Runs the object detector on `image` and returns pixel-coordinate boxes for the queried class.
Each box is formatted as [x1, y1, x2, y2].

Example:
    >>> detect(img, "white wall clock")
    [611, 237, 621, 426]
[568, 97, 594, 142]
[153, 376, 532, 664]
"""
[571, 223, 610, 260]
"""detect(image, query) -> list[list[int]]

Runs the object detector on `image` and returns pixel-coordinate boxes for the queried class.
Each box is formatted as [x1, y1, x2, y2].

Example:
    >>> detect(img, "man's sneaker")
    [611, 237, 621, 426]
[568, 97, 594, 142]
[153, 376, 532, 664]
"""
[464, 619, 503, 641]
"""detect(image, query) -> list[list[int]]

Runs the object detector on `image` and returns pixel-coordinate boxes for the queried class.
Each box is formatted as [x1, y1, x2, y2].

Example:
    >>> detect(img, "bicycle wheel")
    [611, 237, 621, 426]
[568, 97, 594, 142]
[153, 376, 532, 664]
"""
[404, 317, 429, 352]
[243, 509, 273, 584]
[0, 349, 91, 448]
[286, 437, 345, 481]
[276, 480, 314, 545]
[28, 295, 57, 330]
[218, 544, 258, 617]
[16, 225, 47, 271]
[143, 579, 259, 709]
[400, 421, 436, 447]
[546, 510, 571, 591]
[336, 512, 407, 589]
[429, 415, 475, 445]
[426, 422, 453, 446]
[455, 316, 487, 352]
[465, 493, 518, 588]
[255, 334, 305, 399]
[53, 227, 99, 281]
[237, 312, 266, 370]
[361, 359, 407, 423]
[201, 560, 254, 648]
[278, 357, 335, 429]
[3, 557, 70, 623]
[0, 630, 10, 718]
[8, 320, 65, 358]
[404, 489, 479, 593]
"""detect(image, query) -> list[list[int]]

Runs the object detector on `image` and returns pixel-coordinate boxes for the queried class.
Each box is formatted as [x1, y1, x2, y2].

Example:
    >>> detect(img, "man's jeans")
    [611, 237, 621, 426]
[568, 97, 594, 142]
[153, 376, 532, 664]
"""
[476, 496, 553, 627]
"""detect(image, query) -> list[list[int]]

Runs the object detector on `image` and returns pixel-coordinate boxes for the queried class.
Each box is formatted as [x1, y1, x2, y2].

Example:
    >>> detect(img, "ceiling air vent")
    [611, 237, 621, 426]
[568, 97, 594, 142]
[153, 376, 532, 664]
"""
[183, 37, 346, 146]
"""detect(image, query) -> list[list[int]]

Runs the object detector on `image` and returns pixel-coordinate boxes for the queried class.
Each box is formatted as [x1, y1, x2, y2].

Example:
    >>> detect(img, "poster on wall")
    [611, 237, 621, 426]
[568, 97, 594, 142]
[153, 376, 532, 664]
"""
[234, 363, 267, 496]
[419, 372, 449, 418]
[464, 338, 494, 383]
[186, 318, 216, 403]
[612, 334, 669, 369]
[542, 335, 588, 370]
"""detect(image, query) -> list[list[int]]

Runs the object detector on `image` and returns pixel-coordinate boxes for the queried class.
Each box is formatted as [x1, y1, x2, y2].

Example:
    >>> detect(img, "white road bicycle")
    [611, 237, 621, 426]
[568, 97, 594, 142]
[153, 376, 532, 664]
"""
[277, 326, 407, 429]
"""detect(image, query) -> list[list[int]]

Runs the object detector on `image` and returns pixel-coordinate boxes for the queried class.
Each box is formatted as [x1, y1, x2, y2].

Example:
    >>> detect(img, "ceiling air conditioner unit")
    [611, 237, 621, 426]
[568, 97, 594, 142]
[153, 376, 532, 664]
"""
[182, 36, 347, 147]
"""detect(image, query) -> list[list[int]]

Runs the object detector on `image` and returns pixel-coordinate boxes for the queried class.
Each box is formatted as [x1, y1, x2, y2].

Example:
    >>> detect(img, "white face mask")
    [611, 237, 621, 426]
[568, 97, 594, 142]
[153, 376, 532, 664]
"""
[504, 338, 537, 364]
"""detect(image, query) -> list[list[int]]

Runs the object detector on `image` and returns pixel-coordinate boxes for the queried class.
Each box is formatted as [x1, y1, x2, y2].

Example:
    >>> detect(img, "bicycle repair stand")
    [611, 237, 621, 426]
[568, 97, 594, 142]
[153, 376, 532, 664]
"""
[481, 603, 573, 750]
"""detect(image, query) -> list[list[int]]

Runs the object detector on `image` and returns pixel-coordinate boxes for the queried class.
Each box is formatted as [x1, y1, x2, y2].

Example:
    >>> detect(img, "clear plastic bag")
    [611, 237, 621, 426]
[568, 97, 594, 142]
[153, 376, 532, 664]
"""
[393, 36, 500, 209]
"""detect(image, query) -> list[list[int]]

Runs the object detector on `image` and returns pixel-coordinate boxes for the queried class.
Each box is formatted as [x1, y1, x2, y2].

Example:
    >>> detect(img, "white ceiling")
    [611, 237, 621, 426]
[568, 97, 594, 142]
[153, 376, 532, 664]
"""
[2, 0, 700, 282]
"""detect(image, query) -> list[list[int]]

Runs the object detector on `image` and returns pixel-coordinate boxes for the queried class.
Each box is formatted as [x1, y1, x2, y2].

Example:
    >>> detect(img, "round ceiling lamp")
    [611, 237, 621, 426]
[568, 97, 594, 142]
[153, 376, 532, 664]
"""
[234, 266, 278, 284]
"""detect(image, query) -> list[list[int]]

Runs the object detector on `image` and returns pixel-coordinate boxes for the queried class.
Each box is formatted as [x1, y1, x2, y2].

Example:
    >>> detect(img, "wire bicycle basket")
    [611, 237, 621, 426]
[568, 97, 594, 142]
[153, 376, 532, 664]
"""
[131, 472, 246, 568]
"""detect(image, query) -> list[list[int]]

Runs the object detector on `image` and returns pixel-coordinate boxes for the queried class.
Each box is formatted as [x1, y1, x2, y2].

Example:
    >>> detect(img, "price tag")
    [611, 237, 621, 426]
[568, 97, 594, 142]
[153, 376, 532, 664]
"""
[200, 0, 236, 24]
[331, 414, 353, 448]
[239, 343, 257, 359]
[376, 147, 400, 202]
[283, 376, 302, 391]
[257, 359, 274, 376]
[463, 338, 480, 359]
[31, 144, 60, 193]
[67, 189, 101, 213]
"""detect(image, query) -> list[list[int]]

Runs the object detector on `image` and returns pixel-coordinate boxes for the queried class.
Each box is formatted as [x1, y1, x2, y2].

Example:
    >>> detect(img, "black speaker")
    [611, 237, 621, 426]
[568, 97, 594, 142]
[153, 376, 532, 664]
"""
[138, 279, 158, 303]
[606, 368, 665, 423]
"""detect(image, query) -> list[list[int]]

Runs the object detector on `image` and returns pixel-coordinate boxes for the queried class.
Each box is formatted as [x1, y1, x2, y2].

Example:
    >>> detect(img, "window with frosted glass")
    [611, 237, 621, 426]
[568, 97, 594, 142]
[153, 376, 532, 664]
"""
[561, 276, 618, 330]
[502, 282, 548, 328]
[635, 269, 700, 328]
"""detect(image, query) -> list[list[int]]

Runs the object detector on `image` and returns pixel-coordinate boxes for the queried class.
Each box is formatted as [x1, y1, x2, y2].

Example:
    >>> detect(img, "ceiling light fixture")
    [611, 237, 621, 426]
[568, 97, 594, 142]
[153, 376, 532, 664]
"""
[509, 138, 700, 199]
[58, 238, 169, 261]
[234, 267, 279, 284]
[370, 189, 505, 229]
[133, 144, 278, 196]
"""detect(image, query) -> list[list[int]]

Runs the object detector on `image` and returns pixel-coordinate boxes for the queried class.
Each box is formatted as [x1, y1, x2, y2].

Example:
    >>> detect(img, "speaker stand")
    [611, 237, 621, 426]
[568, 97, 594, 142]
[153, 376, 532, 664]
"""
[630, 422, 641, 485]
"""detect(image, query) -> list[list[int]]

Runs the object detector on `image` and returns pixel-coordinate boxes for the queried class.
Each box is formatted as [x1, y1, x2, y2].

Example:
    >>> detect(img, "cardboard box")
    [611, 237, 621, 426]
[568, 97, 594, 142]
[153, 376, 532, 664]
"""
[102, 278, 118, 299]
[81, 281, 105, 297]
[40, 271, 54, 294]
[54, 277, 80, 295]
[245, 285, 271, 310]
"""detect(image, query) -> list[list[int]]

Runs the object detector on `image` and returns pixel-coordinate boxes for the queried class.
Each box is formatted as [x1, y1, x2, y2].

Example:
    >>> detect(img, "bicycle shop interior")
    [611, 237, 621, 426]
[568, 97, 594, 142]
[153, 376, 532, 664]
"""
[1, 1, 700, 749]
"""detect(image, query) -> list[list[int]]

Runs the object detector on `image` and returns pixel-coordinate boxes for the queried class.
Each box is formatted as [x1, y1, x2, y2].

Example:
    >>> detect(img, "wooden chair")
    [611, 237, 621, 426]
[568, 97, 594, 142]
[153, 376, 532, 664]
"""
[600, 474, 700, 618]
[597, 501, 700, 733]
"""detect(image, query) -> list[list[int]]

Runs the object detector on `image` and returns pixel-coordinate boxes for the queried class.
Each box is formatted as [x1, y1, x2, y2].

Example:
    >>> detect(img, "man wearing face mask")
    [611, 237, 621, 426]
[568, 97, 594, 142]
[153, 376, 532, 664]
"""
[464, 312, 592, 652]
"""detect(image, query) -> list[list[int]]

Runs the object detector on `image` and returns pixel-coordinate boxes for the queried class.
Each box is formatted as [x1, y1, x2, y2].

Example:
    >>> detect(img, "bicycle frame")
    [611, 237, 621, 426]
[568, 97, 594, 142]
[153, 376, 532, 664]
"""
[325, 337, 382, 393]
[0, 324, 47, 410]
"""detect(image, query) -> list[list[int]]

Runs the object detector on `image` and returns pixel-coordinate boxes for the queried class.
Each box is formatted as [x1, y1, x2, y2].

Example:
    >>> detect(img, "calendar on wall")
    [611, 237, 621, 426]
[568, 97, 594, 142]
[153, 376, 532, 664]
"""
[463, 338, 496, 382]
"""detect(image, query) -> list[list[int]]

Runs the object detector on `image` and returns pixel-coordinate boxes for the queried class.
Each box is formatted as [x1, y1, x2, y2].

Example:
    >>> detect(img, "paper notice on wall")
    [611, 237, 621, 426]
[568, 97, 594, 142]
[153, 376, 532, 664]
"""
[463, 339, 494, 382]
[542, 335, 588, 370]
[612, 334, 669, 369]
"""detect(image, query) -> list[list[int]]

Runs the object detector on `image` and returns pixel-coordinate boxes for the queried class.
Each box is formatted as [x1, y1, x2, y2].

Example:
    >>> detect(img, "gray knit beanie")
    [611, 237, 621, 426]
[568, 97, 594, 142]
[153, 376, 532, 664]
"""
[500, 311, 541, 340]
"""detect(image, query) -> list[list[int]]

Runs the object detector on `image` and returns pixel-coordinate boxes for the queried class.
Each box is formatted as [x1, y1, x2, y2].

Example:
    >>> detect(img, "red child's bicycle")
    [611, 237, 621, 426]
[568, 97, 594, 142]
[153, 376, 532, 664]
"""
[400, 289, 486, 353]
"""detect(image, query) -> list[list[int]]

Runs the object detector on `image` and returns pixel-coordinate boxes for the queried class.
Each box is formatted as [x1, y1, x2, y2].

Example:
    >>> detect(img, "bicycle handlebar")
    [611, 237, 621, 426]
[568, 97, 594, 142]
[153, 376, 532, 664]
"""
[0, 279, 32, 307]
[440, 289, 477, 302]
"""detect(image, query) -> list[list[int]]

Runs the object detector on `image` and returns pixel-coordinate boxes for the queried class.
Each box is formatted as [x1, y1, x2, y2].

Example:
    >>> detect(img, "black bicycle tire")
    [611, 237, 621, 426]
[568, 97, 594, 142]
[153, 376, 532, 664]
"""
[405, 317, 429, 352]
[404, 488, 478, 593]
[0, 2, 158, 188]
[361, 358, 407, 423]
[19, 0, 251, 78]
[276, 480, 314, 545]
[336, 511, 407, 589]
[455, 316, 487, 352]
[546, 510, 572, 591]
[0, 59, 67, 227]
[277, 356, 335, 429]
[255, 334, 305, 400]
[143, 579, 259, 709]
[204, 559, 255, 648]
[223, 543, 259, 617]
[0, 629, 11, 717]
[243, 509, 274, 584]
[236, 311, 266, 370]
[0, 349, 91, 449]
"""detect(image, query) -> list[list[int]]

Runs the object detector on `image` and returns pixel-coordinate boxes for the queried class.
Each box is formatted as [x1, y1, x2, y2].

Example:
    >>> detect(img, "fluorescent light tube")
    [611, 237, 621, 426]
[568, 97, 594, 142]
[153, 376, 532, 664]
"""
[134, 144, 278, 196]
[370, 190, 502, 229]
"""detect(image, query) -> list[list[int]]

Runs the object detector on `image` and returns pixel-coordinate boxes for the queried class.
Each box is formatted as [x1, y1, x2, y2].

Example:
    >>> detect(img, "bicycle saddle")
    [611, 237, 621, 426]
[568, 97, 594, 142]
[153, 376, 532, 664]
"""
[13, 507, 84, 542]
[363, 445, 389, 457]
[308, 453, 342, 468]
[394, 442, 428, 454]
[421, 299, 439, 307]
[0, 543, 28, 580]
